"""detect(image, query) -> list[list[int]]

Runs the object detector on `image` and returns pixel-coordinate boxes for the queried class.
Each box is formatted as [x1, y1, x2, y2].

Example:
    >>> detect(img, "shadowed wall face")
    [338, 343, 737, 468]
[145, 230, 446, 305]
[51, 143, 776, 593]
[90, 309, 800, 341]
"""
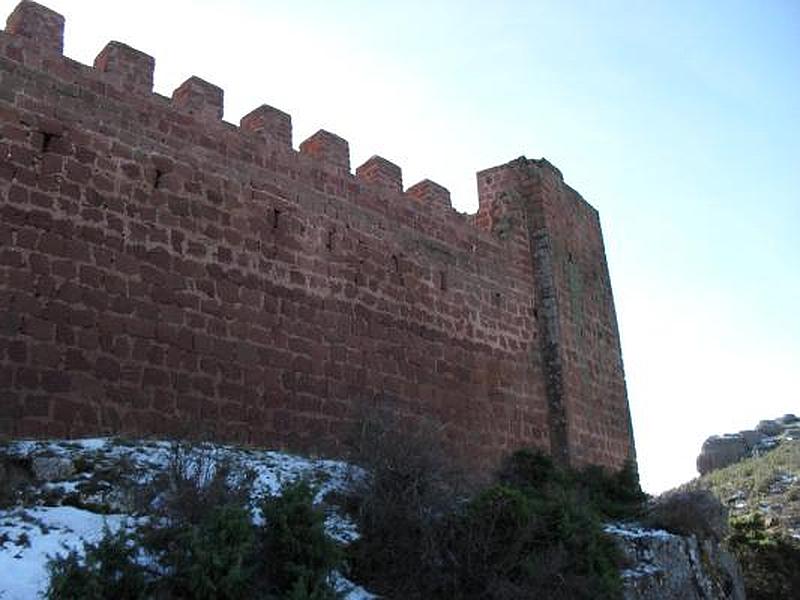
[0, 1, 635, 474]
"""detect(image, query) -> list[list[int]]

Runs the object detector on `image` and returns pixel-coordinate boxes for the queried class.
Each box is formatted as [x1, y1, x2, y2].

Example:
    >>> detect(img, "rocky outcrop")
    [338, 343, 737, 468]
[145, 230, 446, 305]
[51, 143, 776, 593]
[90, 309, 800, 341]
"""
[606, 524, 745, 600]
[697, 435, 749, 475]
[697, 414, 799, 475]
[756, 420, 784, 437]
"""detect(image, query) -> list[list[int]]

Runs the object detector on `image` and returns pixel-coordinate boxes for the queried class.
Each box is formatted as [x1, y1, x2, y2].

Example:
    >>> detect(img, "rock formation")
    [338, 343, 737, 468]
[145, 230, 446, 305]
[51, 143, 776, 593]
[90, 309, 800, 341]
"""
[607, 524, 745, 600]
[697, 414, 799, 475]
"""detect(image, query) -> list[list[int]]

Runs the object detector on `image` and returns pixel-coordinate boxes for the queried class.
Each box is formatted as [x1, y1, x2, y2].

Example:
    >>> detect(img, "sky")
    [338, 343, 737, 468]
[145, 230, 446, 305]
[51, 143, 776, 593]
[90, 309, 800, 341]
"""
[2, 0, 798, 493]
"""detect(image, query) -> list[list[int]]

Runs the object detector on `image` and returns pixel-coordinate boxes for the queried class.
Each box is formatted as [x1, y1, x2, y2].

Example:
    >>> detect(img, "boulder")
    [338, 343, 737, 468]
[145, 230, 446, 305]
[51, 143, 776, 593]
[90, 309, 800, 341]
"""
[31, 455, 75, 481]
[697, 435, 748, 475]
[607, 524, 745, 600]
[738, 429, 766, 450]
[783, 426, 800, 441]
[756, 420, 784, 437]
[778, 413, 798, 425]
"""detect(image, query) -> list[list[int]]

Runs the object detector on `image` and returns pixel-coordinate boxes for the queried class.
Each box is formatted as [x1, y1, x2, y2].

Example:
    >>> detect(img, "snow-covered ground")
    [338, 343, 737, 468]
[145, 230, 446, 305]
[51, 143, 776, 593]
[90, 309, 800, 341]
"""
[0, 438, 373, 599]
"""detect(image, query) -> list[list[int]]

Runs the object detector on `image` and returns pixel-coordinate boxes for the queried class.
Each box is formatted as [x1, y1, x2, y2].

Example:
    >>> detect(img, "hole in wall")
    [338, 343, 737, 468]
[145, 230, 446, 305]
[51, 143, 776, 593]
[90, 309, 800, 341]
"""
[493, 292, 502, 307]
[391, 255, 405, 286]
[355, 241, 366, 286]
[439, 271, 447, 292]
[326, 229, 335, 252]
[153, 169, 164, 189]
[355, 259, 365, 286]
[272, 208, 280, 230]
[40, 131, 58, 153]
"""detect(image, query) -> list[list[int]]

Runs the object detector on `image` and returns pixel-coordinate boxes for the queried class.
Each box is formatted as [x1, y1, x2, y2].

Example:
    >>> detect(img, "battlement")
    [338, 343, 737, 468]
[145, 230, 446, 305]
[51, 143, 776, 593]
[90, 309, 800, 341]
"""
[0, 1, 485, 228]
[0, 1, 635, 474]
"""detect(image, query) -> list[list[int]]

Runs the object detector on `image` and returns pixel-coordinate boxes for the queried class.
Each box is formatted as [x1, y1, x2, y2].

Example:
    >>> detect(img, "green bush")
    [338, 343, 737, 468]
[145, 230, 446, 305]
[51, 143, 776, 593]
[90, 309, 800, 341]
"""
[152, 504, 256, 600]
[727, 513, 800, 600]
[349, 441, 636, 599]
[577, 460, 647, 520]
[498, 450, 645, 520]
[45, 451, 342, 600]
[260, 480, 342, 599]
[466, 455, 625, 599]
[45, 526, 148, 600]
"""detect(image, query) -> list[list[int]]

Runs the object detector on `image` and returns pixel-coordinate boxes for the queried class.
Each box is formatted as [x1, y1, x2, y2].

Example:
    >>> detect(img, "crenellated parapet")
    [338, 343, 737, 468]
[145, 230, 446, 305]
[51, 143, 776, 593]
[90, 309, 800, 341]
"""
[6, 0, 63, 54]
[240, 105, 293, 149]
[0, 1, 474, 233]
[93, 41, 154, 96]
[0, 1, 635, 475]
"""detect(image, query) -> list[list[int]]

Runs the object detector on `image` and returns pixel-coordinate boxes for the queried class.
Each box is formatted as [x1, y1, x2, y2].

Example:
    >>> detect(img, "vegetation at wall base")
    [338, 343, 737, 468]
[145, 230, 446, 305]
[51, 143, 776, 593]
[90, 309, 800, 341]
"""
[347, 418, 646, 600]
[28, 432, 652, 600]
[45, 526, 148, 600]
[43, 445, 344, 600]
[260, 480, 342, 600]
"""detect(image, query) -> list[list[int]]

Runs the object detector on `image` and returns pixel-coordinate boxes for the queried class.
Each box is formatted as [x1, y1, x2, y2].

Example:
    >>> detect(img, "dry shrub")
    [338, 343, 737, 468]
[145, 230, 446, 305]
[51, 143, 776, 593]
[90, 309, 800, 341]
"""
[347, 410, 627, 599]
[644, 488, 728, 542]
[346, 408, 466, 597]
[136, 440, 255, 524]
[0, 453, 33, 508]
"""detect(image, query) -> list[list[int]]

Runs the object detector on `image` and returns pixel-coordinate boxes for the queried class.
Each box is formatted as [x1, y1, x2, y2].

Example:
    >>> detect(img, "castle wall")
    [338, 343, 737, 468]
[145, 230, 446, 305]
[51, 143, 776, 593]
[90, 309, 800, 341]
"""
[0, 1, 634, 473]
[516, 163, 635, 468]
[475, 161, 635, 469]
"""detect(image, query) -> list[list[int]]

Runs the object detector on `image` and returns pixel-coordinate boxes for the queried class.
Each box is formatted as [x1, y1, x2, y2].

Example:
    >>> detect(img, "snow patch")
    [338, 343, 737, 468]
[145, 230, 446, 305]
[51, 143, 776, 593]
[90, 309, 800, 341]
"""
[0, 506, 131, 600]
[0, 438, 370, 599]
[604, 522, 675, 541]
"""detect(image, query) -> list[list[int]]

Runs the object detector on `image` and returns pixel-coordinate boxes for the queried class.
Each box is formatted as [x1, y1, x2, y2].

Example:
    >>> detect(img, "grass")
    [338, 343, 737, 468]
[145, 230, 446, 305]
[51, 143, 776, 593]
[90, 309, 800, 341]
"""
[695, 439, 800, 532]
[686, 439, 800, 600]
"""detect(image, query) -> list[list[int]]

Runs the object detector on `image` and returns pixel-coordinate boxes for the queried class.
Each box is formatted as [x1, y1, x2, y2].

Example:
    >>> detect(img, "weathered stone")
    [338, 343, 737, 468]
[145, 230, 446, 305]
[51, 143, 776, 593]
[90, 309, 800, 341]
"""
[756, 420, 784, 437]
[783, 426, 800, 441]
[738, 429, 766, 450]
[31, 455, 74, 481]
[697, 435, 749, 475]
[608, 524, 745, 600]
[778, 413, 798, 425]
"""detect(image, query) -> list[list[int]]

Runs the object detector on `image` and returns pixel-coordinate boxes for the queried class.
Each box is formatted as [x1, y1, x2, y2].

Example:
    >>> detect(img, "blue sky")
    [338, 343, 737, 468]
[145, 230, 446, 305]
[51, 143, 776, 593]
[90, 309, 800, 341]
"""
[4, 0, 797, 492]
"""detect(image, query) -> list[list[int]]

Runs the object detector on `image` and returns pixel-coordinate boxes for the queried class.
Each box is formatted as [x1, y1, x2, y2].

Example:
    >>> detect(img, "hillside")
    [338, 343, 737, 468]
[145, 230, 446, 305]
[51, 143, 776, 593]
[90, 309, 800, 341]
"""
[2, 433, 748, 600]
[682, 435, 800, 599]
[696, 438, 800, 538]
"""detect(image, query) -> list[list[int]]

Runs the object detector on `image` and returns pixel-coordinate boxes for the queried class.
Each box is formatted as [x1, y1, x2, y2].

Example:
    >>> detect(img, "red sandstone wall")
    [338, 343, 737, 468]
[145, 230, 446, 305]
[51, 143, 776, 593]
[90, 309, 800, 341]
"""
[475, 161, 635, 469]
[0, 1, 634, 473]
[537, 175, 634, 468]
